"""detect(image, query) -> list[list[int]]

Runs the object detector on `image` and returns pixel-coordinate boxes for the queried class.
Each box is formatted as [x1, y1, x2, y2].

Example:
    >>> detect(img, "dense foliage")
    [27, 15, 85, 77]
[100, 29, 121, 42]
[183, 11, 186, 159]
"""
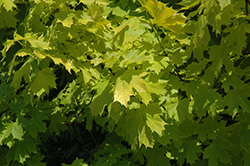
[1, 0, 250, 165]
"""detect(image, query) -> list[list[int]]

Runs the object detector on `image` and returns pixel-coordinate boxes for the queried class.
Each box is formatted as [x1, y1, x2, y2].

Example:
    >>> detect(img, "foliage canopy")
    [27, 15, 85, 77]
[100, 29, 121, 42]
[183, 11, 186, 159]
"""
[1, 0, 250, 165]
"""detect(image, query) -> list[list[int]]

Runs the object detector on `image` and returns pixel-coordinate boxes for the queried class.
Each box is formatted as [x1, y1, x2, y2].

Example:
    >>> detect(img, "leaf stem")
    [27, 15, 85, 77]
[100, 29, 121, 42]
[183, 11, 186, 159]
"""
[146, 12, 167, 55]
[90, 131, 99, 149]
[246, 0, 250, 23]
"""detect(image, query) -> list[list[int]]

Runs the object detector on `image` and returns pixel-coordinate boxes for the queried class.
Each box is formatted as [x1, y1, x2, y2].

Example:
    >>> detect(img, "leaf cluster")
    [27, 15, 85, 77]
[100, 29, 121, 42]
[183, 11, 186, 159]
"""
[1, 0, 250, 166]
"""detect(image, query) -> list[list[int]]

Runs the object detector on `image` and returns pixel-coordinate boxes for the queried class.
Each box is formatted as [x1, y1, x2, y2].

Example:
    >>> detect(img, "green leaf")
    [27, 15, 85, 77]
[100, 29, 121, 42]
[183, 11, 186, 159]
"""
[203, 138, 232, 166]
[179, 140, 202, 165]
[121, 49, 149, 65]
[5, 139, 37, 164]
[12, 62, 31, 91]
[30, 67, 57, 97]
[224, 87, 250, 114]
[0, 122, 24, 144]
[223, 21, 250, 53]
[193, 86, 222, 117]
[196, 118, 217, 142]
[177, 98, 193, 122]
[56, 11, 75, 28]
[27, 110, 47, 138]
[48, 113, 67, 135]
[163, 96, 179, 121]
[221, 71, 243, 92]
[139, 92, 152, 105]
[145, 146, 170, 166]
[116, 108, 153, 149]
[90, 84, 113, 116]
[193, 15, 210, 49]
[25, 154, 46, 166]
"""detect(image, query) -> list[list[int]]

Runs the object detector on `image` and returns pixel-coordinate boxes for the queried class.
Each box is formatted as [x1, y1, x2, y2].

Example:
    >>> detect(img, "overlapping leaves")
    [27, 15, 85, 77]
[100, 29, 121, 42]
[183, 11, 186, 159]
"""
[1, 0, 250, 165]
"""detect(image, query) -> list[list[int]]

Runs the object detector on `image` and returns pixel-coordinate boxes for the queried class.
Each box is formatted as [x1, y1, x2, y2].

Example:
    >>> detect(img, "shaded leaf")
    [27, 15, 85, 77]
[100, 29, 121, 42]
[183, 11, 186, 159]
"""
[30, 68, 57, 97]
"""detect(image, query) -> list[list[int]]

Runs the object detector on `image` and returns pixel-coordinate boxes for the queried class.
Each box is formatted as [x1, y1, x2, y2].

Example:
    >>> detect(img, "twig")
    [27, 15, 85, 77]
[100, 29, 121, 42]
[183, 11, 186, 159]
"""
[90, 131, 99, 149]
[146, 12, 168, 56]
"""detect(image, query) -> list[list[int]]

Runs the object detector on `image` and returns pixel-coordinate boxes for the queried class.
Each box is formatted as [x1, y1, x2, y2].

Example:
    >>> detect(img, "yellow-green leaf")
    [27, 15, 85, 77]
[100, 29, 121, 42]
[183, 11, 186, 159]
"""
[179, 0, 200, 10]
[0, 0, 17, 11]
[138, 0, 186, 32]
[130, 75, 147, 93]
[114, 77, 133, 107]
[146, 113, 166, 135]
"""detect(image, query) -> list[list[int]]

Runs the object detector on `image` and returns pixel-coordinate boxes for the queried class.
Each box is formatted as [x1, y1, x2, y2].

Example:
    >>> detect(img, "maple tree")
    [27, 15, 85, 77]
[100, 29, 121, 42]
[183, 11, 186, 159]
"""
[1, 0, 250, 165]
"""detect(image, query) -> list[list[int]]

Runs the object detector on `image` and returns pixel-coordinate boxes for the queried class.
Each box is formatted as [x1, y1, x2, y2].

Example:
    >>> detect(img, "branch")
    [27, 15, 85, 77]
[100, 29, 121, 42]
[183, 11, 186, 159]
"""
[146, 12, 168, 56]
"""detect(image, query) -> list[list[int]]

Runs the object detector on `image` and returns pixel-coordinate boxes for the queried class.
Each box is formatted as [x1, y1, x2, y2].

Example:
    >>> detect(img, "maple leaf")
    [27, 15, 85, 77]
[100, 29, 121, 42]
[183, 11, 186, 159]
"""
[219, 0, 231, 10]
[139, 92, 152, 105]
[0, 0, 17, 11]
[1, 39, 15, 59]
[12, 62, 32, 91]
[24, 33, 51, 50]
[130, 75, 147, 93]
[48, 113, 67, 135]
[163, 96, 180, 121]
[114, 77, 133, 107]
[27, 110, 47, 138]
[116, 108, 153, 149]
[5, 139, 37, 164]
[193, 86, 222, 117]
[179, 0, 200, 10]
[177, 98, 193, 122]
[145, 146, 170, 166]
[193, 15, 210, 49]
[79, 68, 92, 84]
[146, 82, 167, 95]
[25, 154, 46, 166]
[223, 21, 250, 54]
[178, 140, 202, 165]
[112, 6, 127, 17]
[0, 122, 24, 144]
[196, 118, 217, 142]
[56, 11, 75, 28]
[121, 49, 149, 65]
[30, 67, 57, 97]
[204, 138, 232, 166]
[138, 0, 186, 32]
[90, 84, 113, 116]
[224, 87, 250, 114]
[146, 113, 166, 135]
[221, 71, 243, 92]
[0, 83, 14, 102]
